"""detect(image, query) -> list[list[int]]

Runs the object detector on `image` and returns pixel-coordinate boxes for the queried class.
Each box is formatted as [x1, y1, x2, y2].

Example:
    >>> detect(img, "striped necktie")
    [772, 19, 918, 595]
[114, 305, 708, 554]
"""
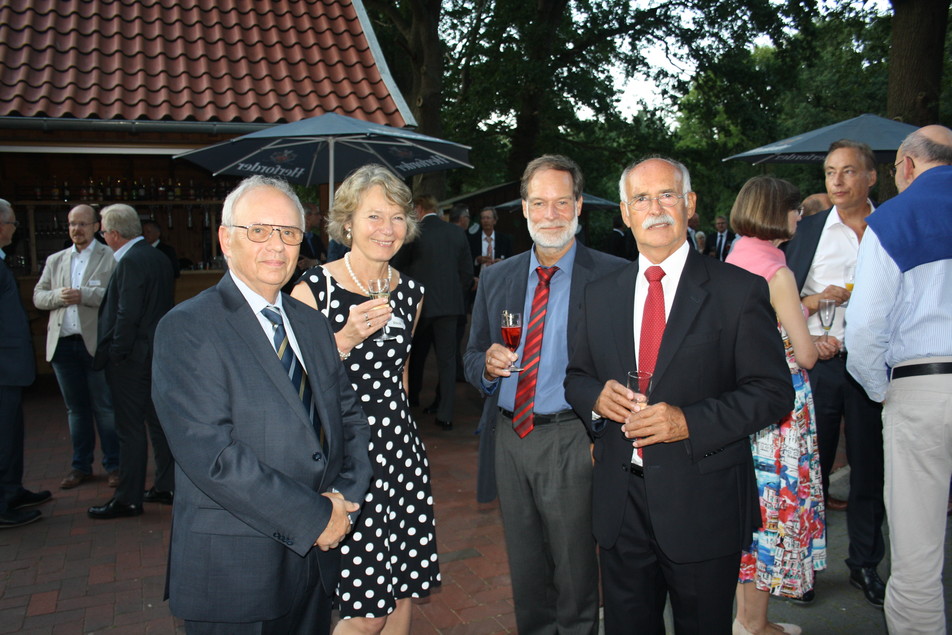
[261, 306, 325, 450]
[512, 266, 559, 438]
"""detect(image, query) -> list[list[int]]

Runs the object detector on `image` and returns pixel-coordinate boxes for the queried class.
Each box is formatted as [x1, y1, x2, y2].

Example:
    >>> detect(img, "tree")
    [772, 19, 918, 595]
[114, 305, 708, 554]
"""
[886, 0, 951, 125]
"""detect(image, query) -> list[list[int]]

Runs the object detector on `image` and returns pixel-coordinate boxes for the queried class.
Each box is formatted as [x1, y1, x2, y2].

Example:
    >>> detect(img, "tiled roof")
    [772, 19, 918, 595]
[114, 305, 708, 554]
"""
[0, 0, 413, 127]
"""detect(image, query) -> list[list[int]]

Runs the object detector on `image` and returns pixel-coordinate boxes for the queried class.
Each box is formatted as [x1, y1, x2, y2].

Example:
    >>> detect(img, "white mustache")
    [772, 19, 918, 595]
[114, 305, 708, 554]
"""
[642, 214, 675, 229]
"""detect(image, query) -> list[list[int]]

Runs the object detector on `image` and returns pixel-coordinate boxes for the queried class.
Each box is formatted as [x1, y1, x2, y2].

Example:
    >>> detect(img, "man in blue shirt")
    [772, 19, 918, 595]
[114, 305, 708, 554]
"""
[846, 124, 952, 634]
[464, 155, 626, 634]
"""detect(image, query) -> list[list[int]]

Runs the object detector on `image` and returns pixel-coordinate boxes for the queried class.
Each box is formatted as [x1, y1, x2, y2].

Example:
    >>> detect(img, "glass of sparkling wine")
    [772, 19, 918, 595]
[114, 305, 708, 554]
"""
[500, 310, 524, 372]
[843, 265, 855, 306]
[818, 299, 836, 342]
[368, 278, 396, 341]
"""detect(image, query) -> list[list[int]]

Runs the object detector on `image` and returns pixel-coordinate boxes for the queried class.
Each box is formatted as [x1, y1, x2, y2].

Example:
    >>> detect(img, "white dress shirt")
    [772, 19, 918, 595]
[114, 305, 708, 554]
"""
[60, 244, 93, 337]
[801, 202, 873, 341]
[230, 271, 307, 371]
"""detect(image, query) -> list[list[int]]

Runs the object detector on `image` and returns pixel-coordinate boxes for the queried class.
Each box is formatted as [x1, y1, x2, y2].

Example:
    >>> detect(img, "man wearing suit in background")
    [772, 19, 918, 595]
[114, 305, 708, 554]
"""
[564, 157, 792, 633]
[0, 199, 52, 528]
[283, 202, 327, 293]
[395, 195, 472, 429]
[785, 139, 887, 607]
[88, 204, 175, 519]
[141, 219, 180, 279]
[33, 204, 120, 490]
[465, 155, 626, 634]
[705, 214, 735, 260]
[152, 176, 371, 634]
[469, 206, 513, 281]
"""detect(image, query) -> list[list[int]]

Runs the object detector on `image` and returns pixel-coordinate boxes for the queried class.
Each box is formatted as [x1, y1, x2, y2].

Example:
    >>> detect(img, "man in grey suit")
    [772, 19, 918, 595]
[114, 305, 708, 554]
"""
[34, 204, 119, 490]
[464, 155, 626, 634]
[88, 204, 175, 519]
[395, 195, 473, 429]
[152, 176, 371, 634]
[1, 199, 51, 528]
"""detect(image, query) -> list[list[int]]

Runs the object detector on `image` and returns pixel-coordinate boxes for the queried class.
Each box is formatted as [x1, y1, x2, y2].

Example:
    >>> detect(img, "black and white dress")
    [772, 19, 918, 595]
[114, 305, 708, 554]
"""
[301, 266, 440, 618]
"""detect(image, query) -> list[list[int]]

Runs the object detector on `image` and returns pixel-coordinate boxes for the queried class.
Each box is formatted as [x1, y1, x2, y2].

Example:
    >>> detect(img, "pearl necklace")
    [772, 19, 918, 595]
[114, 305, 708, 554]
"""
[344, 251, 391, 296]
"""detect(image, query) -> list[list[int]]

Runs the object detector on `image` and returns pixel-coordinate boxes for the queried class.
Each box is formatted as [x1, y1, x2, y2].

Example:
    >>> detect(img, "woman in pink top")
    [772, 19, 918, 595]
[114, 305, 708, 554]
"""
[726, 177, 831, 635]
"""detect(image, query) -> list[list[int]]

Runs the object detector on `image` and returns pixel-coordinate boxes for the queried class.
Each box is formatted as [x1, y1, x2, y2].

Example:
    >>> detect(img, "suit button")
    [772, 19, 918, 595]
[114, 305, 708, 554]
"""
[312, 452, 322, 461]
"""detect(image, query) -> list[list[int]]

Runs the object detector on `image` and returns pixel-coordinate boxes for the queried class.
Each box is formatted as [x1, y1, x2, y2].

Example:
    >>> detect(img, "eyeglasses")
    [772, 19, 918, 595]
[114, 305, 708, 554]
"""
[623, 193, 687, 212]
[888, 159, 903, 178]
[227, 224, 304, 245]
[0, 220, 19, 228]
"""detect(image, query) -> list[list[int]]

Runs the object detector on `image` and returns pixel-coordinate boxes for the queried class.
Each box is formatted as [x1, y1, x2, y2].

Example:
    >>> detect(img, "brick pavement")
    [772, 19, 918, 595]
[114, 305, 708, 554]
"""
[4, 373, 951, 634]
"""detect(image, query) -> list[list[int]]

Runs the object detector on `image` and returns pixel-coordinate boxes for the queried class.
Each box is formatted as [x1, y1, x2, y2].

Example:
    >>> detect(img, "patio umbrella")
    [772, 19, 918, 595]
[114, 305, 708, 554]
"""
[724, 114, 919, 164]
[175, 112, 472, 200]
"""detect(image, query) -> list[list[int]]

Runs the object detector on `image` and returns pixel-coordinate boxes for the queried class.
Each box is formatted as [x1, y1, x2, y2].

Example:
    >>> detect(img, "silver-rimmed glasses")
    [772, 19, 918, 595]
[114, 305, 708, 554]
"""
[227, 224, 305, 245]
[623, 193, 688, 212]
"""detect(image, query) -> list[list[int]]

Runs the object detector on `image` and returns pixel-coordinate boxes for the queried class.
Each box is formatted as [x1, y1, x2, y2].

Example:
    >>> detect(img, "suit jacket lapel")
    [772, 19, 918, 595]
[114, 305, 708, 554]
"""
[651, 251, 708, 390]
[218, 276, 315, 437]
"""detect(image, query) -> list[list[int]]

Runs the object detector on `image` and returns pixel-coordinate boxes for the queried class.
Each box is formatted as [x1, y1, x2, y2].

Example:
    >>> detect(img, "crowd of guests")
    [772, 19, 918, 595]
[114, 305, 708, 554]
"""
[1, 122, 950, 635]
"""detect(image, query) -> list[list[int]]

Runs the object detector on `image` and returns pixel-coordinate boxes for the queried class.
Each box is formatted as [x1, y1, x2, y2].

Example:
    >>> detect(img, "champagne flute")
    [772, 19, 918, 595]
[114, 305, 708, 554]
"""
[500, 310, 524, 372]
[368, 278, 396, 341]
[843, 265, 855, 306]
[818, 299, 836, 342]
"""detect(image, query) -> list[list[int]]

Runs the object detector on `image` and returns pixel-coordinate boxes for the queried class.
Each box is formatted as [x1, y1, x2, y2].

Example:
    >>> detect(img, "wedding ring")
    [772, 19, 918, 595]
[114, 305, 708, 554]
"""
[364, 312, 369, 320]
[366, 320, 371, 329]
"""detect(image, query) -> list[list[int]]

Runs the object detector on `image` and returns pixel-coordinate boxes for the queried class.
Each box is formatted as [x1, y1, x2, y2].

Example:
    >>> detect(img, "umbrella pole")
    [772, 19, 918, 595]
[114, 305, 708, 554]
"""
[328, 138, 335, 209]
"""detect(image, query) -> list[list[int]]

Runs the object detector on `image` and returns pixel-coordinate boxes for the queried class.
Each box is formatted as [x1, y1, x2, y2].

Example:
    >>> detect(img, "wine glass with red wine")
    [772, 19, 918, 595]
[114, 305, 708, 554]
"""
[500, 310, 524, 372]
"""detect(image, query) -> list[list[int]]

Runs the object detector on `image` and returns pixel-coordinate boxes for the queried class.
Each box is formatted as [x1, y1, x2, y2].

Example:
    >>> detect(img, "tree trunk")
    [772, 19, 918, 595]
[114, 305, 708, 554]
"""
[886, 0, 950, 125]
[505, 0, 570, 179]
[407, 0, 447, 198]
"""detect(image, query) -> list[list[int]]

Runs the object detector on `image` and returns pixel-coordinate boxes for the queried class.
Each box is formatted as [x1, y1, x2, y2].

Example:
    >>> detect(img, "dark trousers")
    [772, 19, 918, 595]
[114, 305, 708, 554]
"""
[184, 556, 332, 634]
[808, 356, 885, 569]
[408, 315, 458, 422]
[495, 411, 599, 635]
[106, 359, 174, 506]
[0, 386, 25, 513]
[601, 471, 740, 635]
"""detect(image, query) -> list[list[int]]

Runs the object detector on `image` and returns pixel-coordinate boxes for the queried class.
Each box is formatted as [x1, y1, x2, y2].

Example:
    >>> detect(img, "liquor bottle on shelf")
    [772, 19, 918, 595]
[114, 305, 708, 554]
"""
[51, 178, 60, 200]
[35, 183, 43, 199]
[174, 179, 182, 200]
[63, 180, 70, 201]
[138, 179, 146, 200]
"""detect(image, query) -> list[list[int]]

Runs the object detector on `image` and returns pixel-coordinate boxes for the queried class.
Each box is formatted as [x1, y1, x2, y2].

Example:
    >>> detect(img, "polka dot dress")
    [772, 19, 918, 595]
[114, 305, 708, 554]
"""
[302, 266, 440, 619]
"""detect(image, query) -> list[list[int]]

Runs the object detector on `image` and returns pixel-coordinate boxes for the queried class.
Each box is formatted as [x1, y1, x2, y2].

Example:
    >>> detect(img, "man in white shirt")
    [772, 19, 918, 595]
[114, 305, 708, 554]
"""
[784, 139, 886, 607]
[845, 125, 952, 633]
[33, 205, 119, 490]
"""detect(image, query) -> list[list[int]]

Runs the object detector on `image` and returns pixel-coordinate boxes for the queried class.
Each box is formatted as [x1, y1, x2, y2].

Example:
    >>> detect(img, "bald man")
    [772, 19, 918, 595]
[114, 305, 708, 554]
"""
[846, 125, 952, 633]
[801, 193, 832, 217]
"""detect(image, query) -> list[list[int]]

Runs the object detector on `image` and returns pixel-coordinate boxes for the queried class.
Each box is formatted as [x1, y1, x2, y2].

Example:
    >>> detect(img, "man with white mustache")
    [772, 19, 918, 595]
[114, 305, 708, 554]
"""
[564, 156, 792, 633]
[465, 155, 627, 634]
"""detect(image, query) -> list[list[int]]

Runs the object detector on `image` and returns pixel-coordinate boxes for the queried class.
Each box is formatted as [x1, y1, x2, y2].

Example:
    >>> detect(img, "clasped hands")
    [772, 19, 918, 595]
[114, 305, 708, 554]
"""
[314, 491, 359, 551]
[593, 379, 689, 448]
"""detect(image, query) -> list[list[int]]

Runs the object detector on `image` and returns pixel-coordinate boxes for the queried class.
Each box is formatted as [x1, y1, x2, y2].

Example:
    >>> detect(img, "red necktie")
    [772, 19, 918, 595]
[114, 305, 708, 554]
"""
[486, 235, 493, 260]
[639, 266, 666, 385]
[512, 266, 559, 438]
[637, 266, 665, 459]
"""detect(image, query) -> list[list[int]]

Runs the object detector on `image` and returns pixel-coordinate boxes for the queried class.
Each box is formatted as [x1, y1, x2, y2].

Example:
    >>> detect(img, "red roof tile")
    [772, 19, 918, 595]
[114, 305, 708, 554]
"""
[0, 0, 413, 126]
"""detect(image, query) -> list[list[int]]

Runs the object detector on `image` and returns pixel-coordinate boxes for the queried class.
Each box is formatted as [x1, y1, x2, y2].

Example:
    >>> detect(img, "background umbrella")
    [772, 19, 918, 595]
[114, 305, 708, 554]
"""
[724, 114, 919, 164]
[175, 112, 472, 201]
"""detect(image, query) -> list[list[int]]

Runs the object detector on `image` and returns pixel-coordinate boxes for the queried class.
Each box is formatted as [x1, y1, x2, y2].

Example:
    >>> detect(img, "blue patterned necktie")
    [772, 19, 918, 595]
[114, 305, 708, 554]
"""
[261, 306, 325, 450]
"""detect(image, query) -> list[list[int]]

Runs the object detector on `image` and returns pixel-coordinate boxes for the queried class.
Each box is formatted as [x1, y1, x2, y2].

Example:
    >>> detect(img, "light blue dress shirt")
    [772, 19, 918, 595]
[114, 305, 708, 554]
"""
[845, 228, 952, 402]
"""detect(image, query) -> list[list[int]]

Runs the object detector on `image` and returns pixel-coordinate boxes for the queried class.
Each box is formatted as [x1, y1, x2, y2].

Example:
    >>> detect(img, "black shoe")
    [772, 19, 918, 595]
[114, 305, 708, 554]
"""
[435, 418, 453, 431]
[0, 509, 42, 529]
[143, 487, 173, 505]
[9, 489, 52, 510]
[788, 589, 815, 606]
[87, 498, 143, 519]
[849, 567, 886, 608]
[423, 403, 439, 415]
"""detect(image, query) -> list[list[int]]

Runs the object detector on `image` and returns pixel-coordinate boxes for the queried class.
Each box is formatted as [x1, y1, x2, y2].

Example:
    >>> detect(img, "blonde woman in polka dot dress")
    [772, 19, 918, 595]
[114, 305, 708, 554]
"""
[292, 165, 441, 633]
